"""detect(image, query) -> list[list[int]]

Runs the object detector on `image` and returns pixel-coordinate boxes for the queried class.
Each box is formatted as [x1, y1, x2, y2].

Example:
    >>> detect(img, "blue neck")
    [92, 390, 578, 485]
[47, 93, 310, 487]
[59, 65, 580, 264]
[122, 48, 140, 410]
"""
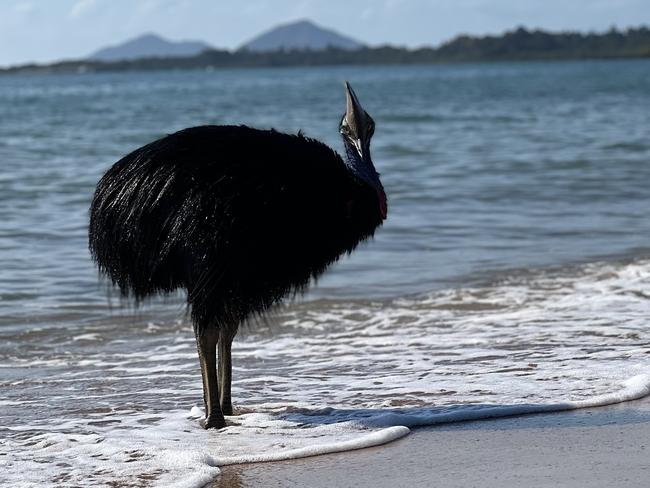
[343, 140, 380, 189]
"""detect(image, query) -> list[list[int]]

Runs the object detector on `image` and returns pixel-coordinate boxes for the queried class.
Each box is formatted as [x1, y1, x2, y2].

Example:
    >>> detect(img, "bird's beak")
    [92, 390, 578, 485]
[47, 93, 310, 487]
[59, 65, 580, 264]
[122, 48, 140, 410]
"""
[344, 81, 368, 159]
[345, 81, 363, 124]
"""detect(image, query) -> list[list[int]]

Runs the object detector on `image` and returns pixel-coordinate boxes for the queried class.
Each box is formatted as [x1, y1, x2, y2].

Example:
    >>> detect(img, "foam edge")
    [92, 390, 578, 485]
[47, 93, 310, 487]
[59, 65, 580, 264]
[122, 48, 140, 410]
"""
[215, 425, 411, 466]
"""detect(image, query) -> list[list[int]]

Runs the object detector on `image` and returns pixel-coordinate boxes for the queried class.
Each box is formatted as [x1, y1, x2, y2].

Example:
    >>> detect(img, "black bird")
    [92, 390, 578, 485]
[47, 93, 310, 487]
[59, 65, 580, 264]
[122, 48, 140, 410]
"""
[89, 82, 386, 429]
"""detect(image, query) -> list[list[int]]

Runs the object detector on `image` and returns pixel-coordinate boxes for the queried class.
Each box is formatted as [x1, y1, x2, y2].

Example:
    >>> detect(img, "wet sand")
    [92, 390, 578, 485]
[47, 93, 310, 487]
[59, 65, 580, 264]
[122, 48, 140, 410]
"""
[209, 395, 650, 487]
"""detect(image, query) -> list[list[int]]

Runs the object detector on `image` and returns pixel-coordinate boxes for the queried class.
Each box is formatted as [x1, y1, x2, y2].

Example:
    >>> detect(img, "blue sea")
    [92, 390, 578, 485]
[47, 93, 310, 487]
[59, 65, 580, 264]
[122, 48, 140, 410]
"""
[1, 61, 649, 486]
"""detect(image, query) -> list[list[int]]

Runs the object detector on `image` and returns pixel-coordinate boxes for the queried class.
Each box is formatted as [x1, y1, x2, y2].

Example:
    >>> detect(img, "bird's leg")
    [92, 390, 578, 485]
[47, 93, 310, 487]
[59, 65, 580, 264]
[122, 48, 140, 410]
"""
[218, 328, 236, 416]
[195, 327, 225, 429]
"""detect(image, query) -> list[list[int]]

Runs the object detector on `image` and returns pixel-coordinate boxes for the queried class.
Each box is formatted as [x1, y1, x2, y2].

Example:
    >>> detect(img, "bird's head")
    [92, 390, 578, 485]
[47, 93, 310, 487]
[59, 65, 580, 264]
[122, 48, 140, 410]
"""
[339, 81, 387, 220]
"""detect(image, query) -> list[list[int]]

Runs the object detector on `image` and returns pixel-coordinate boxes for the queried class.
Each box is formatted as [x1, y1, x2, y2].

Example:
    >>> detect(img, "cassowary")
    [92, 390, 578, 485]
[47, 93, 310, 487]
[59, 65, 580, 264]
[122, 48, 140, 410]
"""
[89, 82, 386, 429]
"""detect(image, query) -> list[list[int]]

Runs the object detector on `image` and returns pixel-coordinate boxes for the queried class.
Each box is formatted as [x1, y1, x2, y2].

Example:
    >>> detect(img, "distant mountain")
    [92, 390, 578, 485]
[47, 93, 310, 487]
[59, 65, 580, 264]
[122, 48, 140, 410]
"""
[5, 26, 650, 75]
[89, 33, 213, 61]
[240, 19, 365, 52]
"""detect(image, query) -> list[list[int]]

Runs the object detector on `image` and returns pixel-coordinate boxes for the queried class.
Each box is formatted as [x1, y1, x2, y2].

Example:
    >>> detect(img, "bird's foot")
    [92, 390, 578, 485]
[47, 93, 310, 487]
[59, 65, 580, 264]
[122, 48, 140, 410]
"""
[200, 415, 226, 430]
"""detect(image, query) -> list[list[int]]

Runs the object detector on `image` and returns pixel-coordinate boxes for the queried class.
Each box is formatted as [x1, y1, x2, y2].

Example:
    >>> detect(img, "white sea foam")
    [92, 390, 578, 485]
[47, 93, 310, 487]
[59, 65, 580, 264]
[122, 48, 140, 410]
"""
[1, 258, 649, 486]
[2, 375, 648, 488]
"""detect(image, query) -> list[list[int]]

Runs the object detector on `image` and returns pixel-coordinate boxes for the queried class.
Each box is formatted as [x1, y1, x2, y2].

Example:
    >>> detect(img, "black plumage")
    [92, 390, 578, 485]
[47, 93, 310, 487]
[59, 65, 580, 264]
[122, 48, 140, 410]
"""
[89, 82, 386, 428]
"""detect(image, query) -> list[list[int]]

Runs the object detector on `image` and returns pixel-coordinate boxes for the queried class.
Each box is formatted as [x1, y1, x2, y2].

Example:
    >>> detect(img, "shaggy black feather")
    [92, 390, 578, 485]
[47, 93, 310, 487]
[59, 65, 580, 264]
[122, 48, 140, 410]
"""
[89, 125, 384, 335]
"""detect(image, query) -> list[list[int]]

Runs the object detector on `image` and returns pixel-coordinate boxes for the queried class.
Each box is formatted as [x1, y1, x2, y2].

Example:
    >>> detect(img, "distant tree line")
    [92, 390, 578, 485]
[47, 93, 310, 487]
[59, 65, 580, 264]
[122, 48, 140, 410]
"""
[3, 26, 650, 75]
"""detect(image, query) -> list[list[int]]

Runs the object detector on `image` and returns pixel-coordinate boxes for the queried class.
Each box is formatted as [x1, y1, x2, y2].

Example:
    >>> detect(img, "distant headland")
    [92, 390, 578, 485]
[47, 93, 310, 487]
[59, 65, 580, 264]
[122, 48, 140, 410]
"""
[2, 20, 649, 75]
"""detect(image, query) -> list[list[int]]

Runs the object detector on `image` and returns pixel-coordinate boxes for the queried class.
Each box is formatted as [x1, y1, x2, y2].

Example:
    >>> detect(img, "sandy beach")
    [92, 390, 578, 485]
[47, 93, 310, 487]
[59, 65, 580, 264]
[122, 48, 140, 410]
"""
[210, 395, 650, 487]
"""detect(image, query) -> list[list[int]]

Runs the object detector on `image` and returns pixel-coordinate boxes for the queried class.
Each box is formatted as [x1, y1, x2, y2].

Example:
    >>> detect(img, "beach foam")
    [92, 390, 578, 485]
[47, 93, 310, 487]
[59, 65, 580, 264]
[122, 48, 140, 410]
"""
[1, 258, 649, 486]
[2, 374, 649, 487]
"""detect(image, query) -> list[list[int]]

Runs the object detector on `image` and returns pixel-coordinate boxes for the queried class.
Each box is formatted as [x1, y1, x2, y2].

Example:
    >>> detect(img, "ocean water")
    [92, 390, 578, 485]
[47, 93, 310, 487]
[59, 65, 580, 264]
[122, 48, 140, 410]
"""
[1, 60, 650, 487]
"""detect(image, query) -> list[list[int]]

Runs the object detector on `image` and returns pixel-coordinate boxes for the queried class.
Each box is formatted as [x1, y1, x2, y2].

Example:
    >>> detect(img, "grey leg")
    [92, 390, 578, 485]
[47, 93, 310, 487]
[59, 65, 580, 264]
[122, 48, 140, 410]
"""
[218, 328, 236, 416]
[195, 328, 225, 429]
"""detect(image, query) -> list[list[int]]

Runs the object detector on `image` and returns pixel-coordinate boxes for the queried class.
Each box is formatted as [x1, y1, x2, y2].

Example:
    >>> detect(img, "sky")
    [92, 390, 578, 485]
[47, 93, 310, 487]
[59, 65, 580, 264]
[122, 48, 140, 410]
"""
[1, 0, 649, 67]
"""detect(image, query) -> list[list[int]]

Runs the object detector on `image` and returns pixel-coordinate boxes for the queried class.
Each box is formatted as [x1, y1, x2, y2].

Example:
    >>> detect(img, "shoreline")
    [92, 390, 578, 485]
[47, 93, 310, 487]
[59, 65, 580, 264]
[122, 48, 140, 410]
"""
[210, 394, 650, 487]
[3, 54, 650, 77]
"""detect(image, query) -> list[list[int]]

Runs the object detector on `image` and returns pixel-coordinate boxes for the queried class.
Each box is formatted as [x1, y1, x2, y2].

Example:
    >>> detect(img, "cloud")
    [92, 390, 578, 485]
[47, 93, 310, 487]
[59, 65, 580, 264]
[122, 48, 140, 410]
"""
[135, 0, 191, 15]
[13, 2, 34, 14]
[137, 0, 162, 15]
[69, 0, 97, 19]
